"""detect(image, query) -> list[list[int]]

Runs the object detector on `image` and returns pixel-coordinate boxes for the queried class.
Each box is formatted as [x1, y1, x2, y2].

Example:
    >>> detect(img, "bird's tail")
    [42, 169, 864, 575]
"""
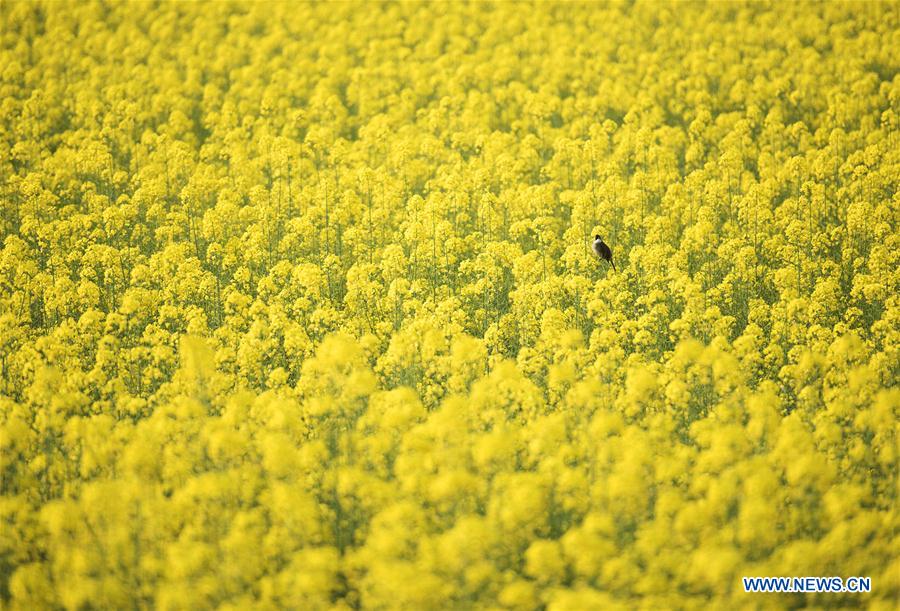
[610, 260, 616, 271]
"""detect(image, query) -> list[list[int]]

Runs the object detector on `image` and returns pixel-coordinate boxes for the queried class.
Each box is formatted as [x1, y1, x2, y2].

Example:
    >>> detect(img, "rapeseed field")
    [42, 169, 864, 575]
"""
[1, 1, 898, 609]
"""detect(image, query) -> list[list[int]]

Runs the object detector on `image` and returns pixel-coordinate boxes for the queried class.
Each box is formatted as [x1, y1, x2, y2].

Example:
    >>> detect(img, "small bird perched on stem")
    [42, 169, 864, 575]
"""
[592, 235, 616, 271]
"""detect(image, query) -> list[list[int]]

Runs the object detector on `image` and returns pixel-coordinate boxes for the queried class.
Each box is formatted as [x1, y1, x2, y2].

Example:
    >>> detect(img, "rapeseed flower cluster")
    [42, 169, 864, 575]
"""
[1, 1, 898, 609]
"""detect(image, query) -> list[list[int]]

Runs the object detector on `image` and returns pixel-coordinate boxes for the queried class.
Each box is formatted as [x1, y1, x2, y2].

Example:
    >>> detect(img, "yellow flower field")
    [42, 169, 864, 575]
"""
[1, 1, 898, 609]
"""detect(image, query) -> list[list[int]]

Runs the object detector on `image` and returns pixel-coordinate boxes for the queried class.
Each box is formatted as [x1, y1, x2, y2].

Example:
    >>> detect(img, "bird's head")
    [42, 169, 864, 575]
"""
[594, 234, 601, 240]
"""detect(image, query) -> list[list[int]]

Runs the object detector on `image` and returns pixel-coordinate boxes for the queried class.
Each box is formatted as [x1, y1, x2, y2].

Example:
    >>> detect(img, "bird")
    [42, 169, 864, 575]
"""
[592, 235, 616, 271]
